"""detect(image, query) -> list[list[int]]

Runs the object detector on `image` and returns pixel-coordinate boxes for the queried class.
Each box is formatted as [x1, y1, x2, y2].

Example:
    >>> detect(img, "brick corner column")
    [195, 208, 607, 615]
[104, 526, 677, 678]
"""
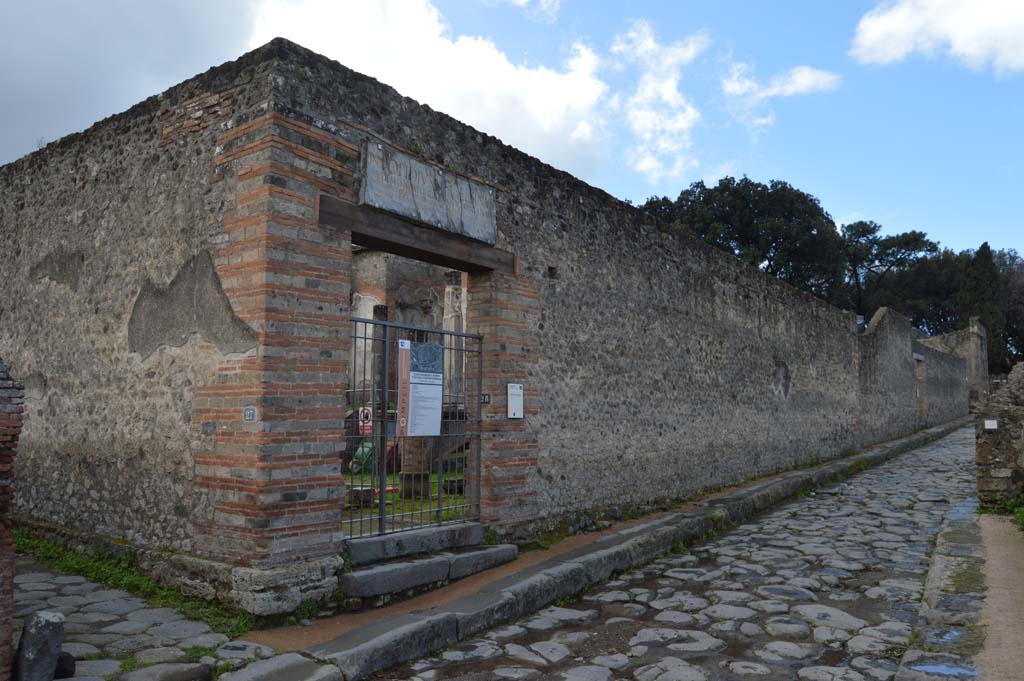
[0, 358, 25, 680]
[194, 113, 358, 573]
[466, 270, 541, 526]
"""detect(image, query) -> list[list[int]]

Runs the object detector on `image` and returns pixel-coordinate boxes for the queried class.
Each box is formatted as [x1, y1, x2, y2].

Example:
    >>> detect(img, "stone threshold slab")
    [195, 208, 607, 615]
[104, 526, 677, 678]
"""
[249, 417, 973, 680]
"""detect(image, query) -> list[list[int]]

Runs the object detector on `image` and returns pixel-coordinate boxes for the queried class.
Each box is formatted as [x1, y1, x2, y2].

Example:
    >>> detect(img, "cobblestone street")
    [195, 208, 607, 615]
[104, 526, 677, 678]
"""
[377, 428, 977, 681]
[11, 561, 274, 680]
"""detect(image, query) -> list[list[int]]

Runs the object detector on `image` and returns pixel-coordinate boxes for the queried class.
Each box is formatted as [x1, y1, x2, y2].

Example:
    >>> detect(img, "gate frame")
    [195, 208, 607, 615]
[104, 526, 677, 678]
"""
[345, 316, 484, 537]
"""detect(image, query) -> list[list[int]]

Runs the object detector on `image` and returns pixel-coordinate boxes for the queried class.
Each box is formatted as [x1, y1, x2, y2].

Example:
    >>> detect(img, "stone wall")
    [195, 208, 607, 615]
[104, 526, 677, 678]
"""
[0, 38, 973, 612]
[0, 55, 279, 557]
[976, 364, 1024, 504]
[266, 39, 969, 526]
[920, 317, 989, 409]
[0, 359, 25, 680]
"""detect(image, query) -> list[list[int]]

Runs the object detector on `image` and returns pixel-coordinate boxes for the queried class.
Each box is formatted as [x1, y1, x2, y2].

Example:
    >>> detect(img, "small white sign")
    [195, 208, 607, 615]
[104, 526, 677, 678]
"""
[984, 419, 999, 430]
[243, 406, 257, 422]
[507, 383, 524, 419]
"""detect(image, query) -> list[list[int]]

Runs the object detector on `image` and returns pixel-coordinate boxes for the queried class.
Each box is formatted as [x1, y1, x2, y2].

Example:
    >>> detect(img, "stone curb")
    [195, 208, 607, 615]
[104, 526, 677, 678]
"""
[895, 494, 986, 680]
[301, 417, 972, 680]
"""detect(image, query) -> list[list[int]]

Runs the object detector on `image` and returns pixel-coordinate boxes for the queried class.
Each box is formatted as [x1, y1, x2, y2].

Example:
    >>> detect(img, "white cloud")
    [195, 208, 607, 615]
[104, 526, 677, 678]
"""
[248, 0, 607, 177]
[498, 0, 562, 23]
[610, 20, 711, 182]
[722, 62, 840, 128]
[851, 0, 1024, 73]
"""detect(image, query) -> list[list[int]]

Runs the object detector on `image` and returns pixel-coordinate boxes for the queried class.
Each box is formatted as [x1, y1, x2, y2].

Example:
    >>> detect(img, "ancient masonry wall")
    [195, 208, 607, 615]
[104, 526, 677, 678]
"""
[921, 317, 990, 408]
[0, 359, 25, 680]
[976, 364, 1024, 504]
[268, 40, 968, 526]
[0, 39, 972, 613]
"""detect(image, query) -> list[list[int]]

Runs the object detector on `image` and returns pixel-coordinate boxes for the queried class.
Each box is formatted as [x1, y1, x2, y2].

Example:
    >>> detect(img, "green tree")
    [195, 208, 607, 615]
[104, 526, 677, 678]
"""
[874, 249, 969, 335]
[840, 221, 937, 316]
[643, 177, 845, 301]
[959, 243, 1009, 373]
[994, 248, 1024, 365]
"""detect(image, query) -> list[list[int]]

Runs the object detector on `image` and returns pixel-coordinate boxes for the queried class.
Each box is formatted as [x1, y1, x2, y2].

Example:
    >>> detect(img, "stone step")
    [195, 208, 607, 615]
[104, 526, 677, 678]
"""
[338, 544, 517, 602]
[344, 522, 485, 566]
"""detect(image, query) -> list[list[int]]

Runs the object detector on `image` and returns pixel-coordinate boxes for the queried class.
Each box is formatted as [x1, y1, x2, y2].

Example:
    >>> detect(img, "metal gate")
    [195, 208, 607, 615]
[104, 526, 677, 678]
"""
[342, 317, 482, 537]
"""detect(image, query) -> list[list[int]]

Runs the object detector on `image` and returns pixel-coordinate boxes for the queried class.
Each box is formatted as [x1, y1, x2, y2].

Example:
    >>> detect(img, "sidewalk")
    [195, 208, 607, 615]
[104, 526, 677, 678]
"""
[243, 418, 971, 681]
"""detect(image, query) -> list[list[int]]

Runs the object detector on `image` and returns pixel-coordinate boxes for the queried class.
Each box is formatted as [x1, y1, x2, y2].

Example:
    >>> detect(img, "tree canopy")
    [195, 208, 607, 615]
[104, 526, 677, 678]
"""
[642, 176, 1021, 372]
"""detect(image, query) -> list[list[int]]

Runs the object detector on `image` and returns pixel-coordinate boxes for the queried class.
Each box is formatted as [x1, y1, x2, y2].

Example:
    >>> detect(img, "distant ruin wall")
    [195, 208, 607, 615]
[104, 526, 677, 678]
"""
[976, 365, 1024, 504]
[921, 317, 990, 408]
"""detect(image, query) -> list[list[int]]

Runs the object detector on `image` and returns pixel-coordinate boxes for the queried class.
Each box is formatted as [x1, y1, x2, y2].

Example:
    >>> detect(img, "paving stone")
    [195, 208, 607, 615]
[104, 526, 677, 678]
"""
[653, 610, 697, 625]
[105, 635, 170, 655]
[633, 656, 707, 681]
[753, 640, 818, 660]
[791, 604, 869, 631]
[592, 653, 629, 670]
[19, 582, 57, 592]
[126, 608, 186, 625]
[135, 647, 191, 665]
[846, 635, 890, 655]
[858, 621, 912, 644]
[699, 603, 757, 620]
[797, 667, 867, 681]
[665, 630, 726, 653]
[814, 626, 852, 644]
[53, 575, 87, 585]
[83, 598, 147, 616]
[179, 633, 230, 648]
[749, 599, 789, 614]
[14, 572, 56, 583]
[67, 633, 122, 646]
[116, 662, 213, 681]
[529, 640, 571, 663]
[719, 660, 772, 676]
[562, 665, 612, 681]
[849, 656, 898, 681]
[61, 641, 101, 659]
[101, 620, 152, 635]
[66, 612, 120, 625]
[73, 659, 124, 677]
[147, 620, 211, 640]
[504, 643, 547, 666]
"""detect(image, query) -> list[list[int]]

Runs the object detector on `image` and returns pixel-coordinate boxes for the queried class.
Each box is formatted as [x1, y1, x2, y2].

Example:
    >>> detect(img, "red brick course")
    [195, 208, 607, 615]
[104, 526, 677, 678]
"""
[467, 271, 541, 524]
[0, 359, 25, 680]
[191, 113, 356, 568]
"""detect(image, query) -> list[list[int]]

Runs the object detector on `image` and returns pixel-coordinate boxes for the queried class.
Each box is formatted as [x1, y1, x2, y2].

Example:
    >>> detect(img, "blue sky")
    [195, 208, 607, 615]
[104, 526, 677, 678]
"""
[2, 0, 1021, 254]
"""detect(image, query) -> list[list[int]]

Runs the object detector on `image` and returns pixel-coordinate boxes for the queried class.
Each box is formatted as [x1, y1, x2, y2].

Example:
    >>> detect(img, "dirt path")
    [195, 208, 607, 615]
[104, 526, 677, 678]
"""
[976, 514, 1024, 681]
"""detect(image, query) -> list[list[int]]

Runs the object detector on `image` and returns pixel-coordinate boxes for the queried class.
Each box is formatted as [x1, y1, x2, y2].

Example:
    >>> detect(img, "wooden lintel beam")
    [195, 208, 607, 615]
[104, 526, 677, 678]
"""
[318, 194, 515, 274]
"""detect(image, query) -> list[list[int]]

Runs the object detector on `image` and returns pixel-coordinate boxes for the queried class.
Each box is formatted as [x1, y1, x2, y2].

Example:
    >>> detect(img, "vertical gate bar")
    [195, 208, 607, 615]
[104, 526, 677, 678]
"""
[437, 332, 445, 524]
[475, 337, 482, 521]
[379, 324, 391, 535]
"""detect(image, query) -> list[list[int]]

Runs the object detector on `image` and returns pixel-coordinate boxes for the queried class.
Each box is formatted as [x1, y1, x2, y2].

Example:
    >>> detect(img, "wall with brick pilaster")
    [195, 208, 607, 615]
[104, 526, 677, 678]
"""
[265, 38, 969, 530]
[0, 37, 973, 613]
[466, 271, 541, 524]
[0, 359, 25, 681]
